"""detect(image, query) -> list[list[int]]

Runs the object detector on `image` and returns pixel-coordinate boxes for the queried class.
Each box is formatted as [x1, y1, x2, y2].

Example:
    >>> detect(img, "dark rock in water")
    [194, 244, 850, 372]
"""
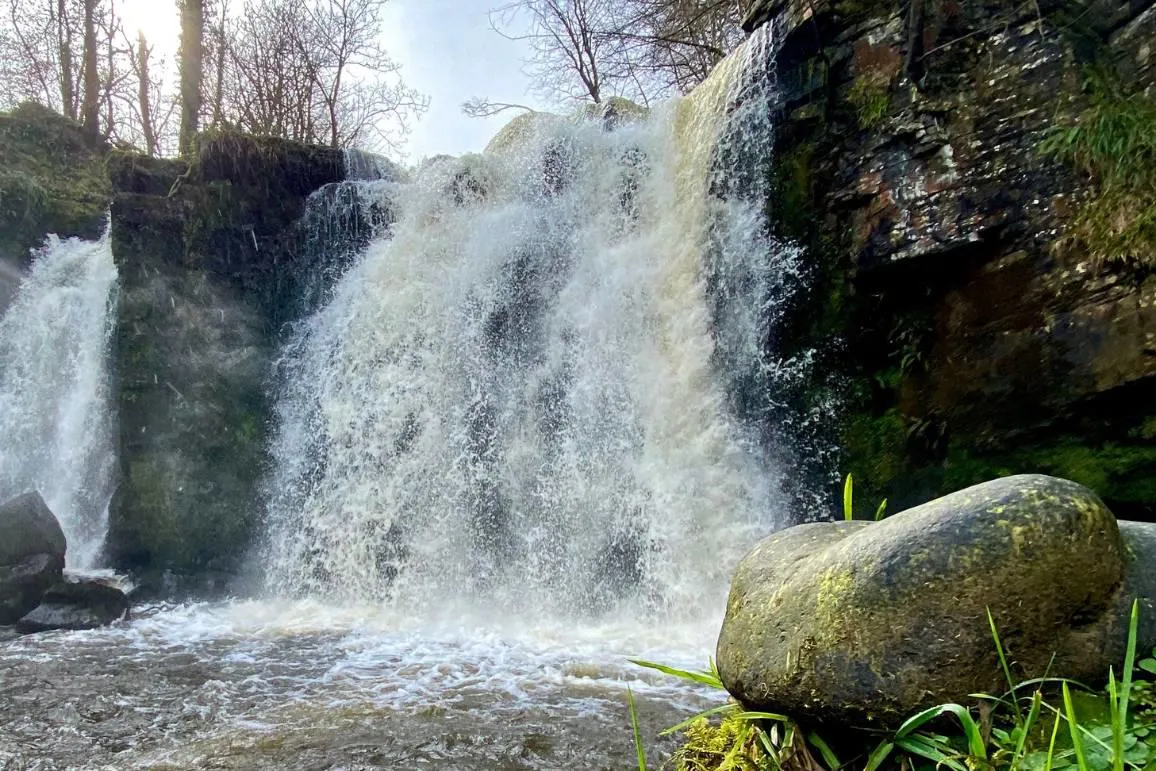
[15, 575, 129, 633]
[0, 492, 66, 624]
[716, 474, 1148, 727]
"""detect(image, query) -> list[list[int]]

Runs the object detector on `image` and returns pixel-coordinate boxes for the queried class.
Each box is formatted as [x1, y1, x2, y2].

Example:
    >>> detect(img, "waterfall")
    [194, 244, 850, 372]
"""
[262, 26, 799, 622]
[0, 232, 119, 568]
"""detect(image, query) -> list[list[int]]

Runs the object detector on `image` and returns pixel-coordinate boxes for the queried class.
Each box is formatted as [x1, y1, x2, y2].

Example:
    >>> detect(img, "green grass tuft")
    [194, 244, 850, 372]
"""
[1041, 67, 1156, 267]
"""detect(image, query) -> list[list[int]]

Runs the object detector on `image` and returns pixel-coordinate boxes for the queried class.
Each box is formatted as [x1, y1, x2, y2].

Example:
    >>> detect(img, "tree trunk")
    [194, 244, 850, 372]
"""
[178, 0, 205, 155]
[80, 0, 100, 137]
[210, 0, 228, 128]
[137, 32, 157, 155]
[57, 0, 76, 120]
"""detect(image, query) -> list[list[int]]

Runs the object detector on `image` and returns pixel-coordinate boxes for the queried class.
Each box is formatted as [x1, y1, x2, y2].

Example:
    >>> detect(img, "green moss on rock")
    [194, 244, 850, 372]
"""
[717, 475, 1128, 727]
[0, 102, 110, 262]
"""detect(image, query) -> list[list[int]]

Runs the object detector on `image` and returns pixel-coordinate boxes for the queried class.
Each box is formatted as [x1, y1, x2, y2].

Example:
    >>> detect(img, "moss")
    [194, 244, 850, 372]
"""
[847, 74, 891, 130]
[0, 102, 110, 261]
[842, 408, 909, 502]
[944, 441, 1156, 509]
[671, 714, 771, 771]
[772, 142, 817, 243]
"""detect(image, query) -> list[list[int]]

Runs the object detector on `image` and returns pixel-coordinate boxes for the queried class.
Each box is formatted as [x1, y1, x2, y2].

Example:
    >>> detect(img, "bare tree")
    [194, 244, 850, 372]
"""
[488, 0, 744, 107]
[131, 31, 156, 153]
[79, 0, 99, 135]
[178, 0, 204, 154]
[491, 0, 617, 104]
[218, 0, 426, 152]
[1, 0, 81, 115]
[2, 0, 180, 153]
[56, 0, 77, 117]
[461, 96, 537, 118]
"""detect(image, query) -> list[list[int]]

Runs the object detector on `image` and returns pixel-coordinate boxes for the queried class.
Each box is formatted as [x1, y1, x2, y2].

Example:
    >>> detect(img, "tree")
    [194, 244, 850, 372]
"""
[491, 0, 616, 104]
[178, 0, 204, 154]
[79, 0, 98, 135]
[217, 0, 426, 152]
[489, 0, 744, 106]
[132, 31, 156, 153]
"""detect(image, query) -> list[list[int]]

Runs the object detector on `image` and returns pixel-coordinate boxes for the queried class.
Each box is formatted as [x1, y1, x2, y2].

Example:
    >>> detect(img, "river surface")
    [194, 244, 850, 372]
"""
[0, 600, 717, 769]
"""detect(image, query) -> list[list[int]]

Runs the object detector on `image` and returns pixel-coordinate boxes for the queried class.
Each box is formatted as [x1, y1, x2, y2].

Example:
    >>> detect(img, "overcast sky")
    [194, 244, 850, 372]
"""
[119, 0, 546, 162]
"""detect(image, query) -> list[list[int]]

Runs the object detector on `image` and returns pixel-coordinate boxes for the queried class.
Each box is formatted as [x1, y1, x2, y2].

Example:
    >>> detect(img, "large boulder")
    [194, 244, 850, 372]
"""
[15, 574, 129, 633]
[0, 491, 67, 623]
[716, 474, 1149, 727]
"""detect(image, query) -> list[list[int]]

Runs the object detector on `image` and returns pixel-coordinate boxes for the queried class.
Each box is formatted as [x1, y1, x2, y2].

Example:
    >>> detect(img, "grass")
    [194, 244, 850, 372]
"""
[842, 473, 888, 521]
[847, 74, 891, 130]
[630, 600, 1156, 770]
[1040, 67, 1156, 267]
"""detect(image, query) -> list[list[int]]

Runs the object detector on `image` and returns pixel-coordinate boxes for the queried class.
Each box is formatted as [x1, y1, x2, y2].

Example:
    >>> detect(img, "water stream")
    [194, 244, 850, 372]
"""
[0, 232, 118, 568]
[0, 23, 804, 770]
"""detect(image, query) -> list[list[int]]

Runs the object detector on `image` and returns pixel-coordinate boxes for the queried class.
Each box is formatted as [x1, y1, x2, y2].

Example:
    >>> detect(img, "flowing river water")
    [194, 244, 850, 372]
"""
[0, 24, 809, 770]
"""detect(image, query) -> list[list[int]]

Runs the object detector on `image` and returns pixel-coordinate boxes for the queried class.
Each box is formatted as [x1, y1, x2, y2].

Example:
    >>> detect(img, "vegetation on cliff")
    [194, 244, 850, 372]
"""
[1042, 69, 1156, 268]
[0, 102, 109, 262]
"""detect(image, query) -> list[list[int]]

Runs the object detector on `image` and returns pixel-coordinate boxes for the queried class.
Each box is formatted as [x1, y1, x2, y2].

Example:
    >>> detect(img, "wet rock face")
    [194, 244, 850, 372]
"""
[716, 475, 1149, 727]
[105, 134, 383, 589]
[758, 0, 1156, 518]
[0, 492, 66, 624]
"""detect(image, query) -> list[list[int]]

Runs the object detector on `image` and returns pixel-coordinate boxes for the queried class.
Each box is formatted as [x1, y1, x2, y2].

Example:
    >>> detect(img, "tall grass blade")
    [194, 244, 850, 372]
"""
[807, 731, 840, 769]
[843, 474, 854, 520]
[896, 704, 986, 759]
[865, 741, 894, 771]
[1044, 711, 1062, 771]
[874, 499, 888, 521]
[987, 607, 1023, 722]
[627, 686, 647, 771]
[1120, 599, 1140, 728]
[1109, 668, 1123, 771]
[1063, 682, 1090, 771]
[630, 659, 723, 689]
[1012, 691, 1043, 768]
[895, 735, 968, 771]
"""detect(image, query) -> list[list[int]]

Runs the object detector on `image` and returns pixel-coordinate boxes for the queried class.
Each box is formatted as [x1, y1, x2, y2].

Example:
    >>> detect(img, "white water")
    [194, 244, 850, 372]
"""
[0, 26, 810, 771]
[0, 233, 118, 568]
[263, 24, 796, 629]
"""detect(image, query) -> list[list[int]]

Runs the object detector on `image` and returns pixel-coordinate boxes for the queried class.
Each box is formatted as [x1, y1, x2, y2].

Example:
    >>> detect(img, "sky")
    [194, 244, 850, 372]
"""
[117, 0, 547, 162]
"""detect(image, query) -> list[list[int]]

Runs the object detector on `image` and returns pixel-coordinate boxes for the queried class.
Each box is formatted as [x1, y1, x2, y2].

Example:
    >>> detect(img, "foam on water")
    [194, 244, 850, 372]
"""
[0, 232, 118, 567]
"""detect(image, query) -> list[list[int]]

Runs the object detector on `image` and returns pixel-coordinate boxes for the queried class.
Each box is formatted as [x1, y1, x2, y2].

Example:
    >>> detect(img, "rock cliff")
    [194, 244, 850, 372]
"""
[747, 0, 1156, 518]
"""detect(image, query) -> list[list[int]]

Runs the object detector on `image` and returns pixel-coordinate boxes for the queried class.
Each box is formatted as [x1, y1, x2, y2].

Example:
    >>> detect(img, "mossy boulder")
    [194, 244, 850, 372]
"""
[716, 474, 1147, 727]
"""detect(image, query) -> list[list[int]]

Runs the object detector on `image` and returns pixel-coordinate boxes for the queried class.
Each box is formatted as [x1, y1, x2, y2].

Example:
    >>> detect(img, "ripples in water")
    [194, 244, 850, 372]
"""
[0, 600, 719, 769]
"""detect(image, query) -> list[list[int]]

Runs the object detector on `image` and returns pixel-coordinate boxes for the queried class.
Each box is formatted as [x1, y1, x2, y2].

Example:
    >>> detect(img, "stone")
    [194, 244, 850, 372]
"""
[15, 575, 130, 633]
[716, 474, 1137, 727]
[0, 492, 67, 624]
[756, 0, 1156, 521]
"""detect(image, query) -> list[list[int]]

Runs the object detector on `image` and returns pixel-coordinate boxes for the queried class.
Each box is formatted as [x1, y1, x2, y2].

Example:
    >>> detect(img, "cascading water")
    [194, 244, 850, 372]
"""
[0, 232, 118, 568]
[0, 25, 817, 770]
[262, 23, 798, 623]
